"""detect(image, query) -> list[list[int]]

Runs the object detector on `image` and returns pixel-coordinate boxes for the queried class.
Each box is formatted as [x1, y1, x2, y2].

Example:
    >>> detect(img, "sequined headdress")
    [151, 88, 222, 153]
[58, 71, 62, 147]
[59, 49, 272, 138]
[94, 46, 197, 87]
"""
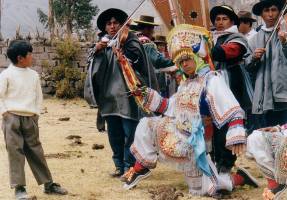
[167, 24, 213, 68]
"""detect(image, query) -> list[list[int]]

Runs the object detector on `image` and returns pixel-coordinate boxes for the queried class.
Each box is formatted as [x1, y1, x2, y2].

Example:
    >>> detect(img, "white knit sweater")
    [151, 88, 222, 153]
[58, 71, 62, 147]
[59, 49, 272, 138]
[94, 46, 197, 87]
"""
[0, 64, 42, 116]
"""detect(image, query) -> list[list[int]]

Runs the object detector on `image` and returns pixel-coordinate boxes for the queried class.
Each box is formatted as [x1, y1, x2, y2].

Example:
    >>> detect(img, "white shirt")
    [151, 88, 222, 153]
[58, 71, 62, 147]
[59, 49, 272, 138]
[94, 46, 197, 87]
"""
[245, 29, 257, 41]
[0, 64, 42, 116]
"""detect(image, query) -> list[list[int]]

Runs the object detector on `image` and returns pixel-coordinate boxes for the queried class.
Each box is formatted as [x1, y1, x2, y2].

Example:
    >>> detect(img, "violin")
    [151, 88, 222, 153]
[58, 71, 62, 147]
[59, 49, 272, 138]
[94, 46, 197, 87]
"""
[119, 20, 132, 47]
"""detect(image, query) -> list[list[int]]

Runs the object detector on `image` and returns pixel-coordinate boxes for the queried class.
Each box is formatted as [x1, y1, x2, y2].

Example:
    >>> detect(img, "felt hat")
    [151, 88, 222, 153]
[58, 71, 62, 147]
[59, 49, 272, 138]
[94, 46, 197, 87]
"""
[238, 11, 257, 22]
[210, 5, 239, 25]
[252, 0, 283, 16]
[154, 35, 167, 44]
[97, 8, 128, 32]
[134, 15, 159, 26]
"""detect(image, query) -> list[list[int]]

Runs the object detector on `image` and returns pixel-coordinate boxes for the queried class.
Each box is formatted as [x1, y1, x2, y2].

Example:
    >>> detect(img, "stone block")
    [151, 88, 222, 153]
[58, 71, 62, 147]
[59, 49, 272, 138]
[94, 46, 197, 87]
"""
[1, 47, 7, 54]
[33, 46, 44, 53]
[39, 53, 49, 60]
[45, 46, 57, 53]
[48, 53, 57, 60]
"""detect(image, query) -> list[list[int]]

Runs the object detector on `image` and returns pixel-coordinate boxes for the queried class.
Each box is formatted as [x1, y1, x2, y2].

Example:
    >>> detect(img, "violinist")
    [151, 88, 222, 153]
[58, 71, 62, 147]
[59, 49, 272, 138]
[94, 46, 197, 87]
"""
[84, 8, 158, 179]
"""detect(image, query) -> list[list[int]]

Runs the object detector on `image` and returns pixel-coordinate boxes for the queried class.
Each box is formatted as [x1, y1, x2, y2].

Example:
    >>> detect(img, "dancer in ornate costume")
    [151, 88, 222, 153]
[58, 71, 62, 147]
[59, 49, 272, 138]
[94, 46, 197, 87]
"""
[122, 24, 258, 197]
[247, 124, 287, 199]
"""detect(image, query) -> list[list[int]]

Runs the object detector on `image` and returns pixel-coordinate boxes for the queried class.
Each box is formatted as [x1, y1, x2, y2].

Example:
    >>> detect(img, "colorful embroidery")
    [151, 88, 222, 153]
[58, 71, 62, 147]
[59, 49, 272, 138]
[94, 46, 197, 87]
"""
[156, 117, 189, 160]
[130, 144, 157, 169]
[206, 92, 243, 128]
[275, 137, 287, 184]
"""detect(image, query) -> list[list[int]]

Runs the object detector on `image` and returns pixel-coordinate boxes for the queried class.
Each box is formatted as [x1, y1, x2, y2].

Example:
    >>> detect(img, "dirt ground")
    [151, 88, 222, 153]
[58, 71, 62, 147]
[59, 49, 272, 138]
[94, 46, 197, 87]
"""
[0, 98, 266, 200]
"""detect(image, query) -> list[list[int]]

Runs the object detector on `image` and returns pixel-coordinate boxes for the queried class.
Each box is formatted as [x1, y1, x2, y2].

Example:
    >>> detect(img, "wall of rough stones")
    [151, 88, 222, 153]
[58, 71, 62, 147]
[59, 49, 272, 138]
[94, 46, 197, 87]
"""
[0, 41, 90, 94]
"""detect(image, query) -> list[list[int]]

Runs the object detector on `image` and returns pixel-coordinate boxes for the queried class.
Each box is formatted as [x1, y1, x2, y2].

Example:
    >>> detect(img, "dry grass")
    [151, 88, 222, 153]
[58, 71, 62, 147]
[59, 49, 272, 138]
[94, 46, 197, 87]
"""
[0, 98, 265, 200]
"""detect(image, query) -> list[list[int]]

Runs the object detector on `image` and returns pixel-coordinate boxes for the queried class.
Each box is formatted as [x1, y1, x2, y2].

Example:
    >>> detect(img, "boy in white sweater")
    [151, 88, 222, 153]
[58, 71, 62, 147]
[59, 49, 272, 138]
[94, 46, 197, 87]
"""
[0, 40, 67, 200]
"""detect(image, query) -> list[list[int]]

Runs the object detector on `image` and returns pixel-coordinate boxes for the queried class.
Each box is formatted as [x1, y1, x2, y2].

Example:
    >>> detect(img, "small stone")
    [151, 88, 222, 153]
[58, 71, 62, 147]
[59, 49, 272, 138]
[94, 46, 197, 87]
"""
[58, 117, 70, 121]
[92, 144, 104, 150]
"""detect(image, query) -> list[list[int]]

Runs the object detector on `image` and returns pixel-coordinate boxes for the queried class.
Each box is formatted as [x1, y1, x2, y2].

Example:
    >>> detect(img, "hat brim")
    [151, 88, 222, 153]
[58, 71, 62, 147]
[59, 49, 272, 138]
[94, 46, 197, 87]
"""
[97, 8, 128, 32]
[252, 0, 283, 16]
[210, 6, 239, 25]
[134, 20, 159, 26]
[239, 17, 257, 22]
[154, 40, 167, 44]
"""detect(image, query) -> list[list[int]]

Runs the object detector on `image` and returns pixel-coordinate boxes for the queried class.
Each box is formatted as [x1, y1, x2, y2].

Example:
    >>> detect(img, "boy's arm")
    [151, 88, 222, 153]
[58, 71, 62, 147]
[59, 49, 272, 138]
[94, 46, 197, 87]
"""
[35, 74, 43, 115]
[0, 72, 8, 115]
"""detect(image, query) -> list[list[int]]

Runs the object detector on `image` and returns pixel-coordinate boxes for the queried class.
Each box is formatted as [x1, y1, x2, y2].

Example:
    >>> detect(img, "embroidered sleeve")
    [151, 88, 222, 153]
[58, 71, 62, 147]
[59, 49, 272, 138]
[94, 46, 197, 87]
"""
[143, 88, 169, 114]
[226, 117, 246, 147]
[205, 72, 246, 146]
[205, 72, 245, 128]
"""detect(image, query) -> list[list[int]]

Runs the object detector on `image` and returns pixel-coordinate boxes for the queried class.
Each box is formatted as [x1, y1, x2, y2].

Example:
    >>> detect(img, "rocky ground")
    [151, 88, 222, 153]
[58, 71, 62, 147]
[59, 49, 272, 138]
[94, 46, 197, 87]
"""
[0, 98, 266, 200]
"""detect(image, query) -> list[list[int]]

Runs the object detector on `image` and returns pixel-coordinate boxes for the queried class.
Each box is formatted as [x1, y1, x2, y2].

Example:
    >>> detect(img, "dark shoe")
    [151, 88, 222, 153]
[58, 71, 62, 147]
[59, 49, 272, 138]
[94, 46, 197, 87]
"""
[237, 167, 259, 188]
[44, 182, 68, 195]
[218, 166, 232, 174]
[273, 184, 287, 199]
[120, 168, 133, 182]
[110, 168, 124, 178]
[123, 167, 151, 190]
[15, 186, 29, 200]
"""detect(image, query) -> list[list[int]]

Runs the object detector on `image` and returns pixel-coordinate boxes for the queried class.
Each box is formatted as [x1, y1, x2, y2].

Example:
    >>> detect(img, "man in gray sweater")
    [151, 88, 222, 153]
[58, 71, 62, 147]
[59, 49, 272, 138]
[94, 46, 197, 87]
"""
[246, 0, 287, 127]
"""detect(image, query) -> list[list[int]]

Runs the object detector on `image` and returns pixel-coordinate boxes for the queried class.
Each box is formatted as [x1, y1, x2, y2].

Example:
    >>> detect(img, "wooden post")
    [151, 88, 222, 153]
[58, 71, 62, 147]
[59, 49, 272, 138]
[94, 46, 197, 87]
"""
[152, 0, 210, 30]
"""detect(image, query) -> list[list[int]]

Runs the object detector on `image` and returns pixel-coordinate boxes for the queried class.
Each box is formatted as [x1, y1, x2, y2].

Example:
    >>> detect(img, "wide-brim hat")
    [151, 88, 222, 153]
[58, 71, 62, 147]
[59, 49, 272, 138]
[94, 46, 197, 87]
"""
[97, 8, 128, 32]
[238, 11, 257, 22]
[210, 5, 239, 25]
[134, 15, 159, 26]
[252, 0, 283, 16]
[154, 35, 167, 44]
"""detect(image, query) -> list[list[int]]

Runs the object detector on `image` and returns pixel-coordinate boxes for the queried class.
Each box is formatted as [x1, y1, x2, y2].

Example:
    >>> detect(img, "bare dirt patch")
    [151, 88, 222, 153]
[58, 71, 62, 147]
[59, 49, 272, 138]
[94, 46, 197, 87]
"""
[0, 98, 266, 200]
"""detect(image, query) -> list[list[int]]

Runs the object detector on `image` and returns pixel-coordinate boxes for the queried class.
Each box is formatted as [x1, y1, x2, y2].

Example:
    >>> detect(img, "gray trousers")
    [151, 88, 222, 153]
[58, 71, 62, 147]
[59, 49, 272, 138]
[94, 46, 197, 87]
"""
[2, 113, 53, 188]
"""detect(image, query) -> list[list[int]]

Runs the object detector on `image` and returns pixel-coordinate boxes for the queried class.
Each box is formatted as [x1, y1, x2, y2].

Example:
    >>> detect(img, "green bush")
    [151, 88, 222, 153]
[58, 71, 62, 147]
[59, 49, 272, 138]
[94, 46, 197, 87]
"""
[56, 78, 76, 99]
[55, 38, 80, 66]
[52, 38, 84, 99]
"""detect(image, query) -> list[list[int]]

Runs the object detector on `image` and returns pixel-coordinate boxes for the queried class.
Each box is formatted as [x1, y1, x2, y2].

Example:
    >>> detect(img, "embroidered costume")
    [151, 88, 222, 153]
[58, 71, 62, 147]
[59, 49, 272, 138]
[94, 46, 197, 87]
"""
[247, 124, 287, 199]
[125, 24, 247, 196]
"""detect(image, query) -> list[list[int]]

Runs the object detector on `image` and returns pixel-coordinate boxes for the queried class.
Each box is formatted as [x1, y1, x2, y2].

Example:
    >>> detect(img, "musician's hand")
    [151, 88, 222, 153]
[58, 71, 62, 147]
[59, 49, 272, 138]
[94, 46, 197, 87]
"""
[278, 30, 287, 44]
[227, 143, 246, 155]
[258, 126, 280, 132]
[131, 90, 142, 96]
[95, 41, 107, 52]
[253, 48, 266, 60]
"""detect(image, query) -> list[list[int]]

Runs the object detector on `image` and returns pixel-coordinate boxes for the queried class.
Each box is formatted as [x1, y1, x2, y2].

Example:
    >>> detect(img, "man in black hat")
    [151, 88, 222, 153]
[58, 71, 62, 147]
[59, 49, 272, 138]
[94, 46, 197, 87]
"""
[85, 8, 158, 178]
[247, 0, 287, 127]
[238, 11, 257, 40]
[134, 15, 174, 97]
[246, 0, 287, 197]
[209, 5, 256, 185]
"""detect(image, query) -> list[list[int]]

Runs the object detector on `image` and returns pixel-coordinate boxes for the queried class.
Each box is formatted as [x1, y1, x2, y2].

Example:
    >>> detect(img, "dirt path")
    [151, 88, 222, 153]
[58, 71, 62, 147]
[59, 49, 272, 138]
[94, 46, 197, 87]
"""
[0, 98, 265, 200]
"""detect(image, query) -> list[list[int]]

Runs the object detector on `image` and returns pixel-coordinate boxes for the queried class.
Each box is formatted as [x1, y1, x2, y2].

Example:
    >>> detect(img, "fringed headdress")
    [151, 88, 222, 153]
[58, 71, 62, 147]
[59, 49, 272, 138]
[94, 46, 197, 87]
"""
[167, 24, 214, 72]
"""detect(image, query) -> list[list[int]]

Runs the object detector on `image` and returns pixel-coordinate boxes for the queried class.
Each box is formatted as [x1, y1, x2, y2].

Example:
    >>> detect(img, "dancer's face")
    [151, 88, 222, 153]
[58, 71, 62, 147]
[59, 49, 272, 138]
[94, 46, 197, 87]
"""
[180, 57, 196, 75]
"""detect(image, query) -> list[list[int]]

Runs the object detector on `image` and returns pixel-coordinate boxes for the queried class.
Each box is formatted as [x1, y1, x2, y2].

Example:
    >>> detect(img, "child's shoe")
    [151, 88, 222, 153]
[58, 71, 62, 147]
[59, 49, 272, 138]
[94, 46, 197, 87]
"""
[15, 186, 29, 200]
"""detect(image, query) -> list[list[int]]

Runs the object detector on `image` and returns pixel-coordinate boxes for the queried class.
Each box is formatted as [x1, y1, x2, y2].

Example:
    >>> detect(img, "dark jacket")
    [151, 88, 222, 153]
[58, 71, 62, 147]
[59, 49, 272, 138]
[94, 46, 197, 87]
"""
[84, 32, 158, 121]
[212, 33, 253, 111]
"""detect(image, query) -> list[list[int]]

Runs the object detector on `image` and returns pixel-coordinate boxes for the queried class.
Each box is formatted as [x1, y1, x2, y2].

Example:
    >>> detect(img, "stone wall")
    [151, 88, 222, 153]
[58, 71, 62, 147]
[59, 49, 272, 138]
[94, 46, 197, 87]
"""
[0, 41, 90, 94]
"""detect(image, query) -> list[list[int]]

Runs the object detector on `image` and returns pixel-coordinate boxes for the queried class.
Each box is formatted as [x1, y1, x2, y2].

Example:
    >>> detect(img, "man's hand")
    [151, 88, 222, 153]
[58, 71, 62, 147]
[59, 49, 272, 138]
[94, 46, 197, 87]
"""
[258, 126, 280, 132]
[227, 143, 246, 155]
[95, 41, 107, 52]
[278, 30, 287, 44]
[2, 112, 10, 118]
[253, 48, 266, 60]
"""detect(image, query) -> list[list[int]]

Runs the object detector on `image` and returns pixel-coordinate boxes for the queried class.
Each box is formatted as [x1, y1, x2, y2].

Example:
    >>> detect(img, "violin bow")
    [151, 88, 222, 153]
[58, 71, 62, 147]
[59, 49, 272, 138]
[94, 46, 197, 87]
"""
[108, 0, 146, 47]
[264, 1, 287, 48]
